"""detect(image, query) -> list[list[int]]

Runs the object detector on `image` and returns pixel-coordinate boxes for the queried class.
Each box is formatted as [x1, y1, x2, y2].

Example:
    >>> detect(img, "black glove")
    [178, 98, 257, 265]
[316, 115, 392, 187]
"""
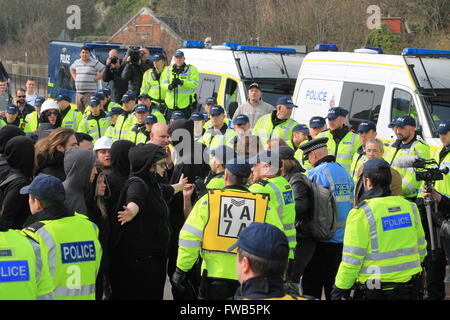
[286, 259, 301, 283]
[168, 83, 174, 90]
[284, 282, 301, 297]
[330, 285, 351, 300]
[174, 78, 184, 87]
[171, 267, 188, 292]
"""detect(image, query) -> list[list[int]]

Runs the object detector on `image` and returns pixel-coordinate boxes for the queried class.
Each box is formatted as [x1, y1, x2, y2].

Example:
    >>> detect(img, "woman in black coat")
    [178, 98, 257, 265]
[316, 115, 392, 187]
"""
[279, 145, 314, 289]
[109, 143, 187, 300]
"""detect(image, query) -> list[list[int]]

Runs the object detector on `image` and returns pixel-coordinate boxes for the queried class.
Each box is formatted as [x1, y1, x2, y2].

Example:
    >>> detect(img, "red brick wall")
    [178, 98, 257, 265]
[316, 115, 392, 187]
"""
[109, 12, 181, 59]
[382, 18, 403, 34]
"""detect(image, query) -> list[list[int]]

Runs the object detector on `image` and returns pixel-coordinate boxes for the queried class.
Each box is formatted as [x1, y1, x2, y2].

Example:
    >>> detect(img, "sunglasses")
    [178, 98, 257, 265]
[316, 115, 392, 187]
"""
[47, 111, 59, 116]
[17, 95, 26, 98]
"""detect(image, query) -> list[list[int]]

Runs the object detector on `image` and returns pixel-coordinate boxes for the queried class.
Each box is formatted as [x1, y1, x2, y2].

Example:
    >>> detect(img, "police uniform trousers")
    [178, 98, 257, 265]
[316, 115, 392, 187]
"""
[363, 275, 421, 300]
[301, 241, 343, 300]
[198, 276, 240, 300]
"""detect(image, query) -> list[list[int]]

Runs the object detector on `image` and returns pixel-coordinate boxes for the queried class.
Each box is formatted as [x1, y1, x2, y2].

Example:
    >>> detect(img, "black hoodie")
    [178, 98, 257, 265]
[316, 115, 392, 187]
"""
[111, 143, 173, 255]
[1, 136, 34, 229]
[0, 125, 25, 181]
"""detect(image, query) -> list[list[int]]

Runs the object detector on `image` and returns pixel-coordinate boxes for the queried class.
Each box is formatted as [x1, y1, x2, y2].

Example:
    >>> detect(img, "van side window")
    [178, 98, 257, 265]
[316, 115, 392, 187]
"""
[391, 89, 417, 121]
[196, 73, 221, 111]
[340, 82, 385, 131]
[224, 79, 238, 118]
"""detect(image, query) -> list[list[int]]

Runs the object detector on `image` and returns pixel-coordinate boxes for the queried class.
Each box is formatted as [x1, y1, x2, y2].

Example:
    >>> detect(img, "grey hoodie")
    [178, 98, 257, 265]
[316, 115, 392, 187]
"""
[63, 147, 96, 215]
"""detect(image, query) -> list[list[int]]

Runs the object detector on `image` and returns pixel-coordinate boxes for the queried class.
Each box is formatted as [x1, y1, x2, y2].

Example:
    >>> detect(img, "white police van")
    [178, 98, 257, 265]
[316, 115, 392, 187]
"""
[291, 45, 450, 148]
[174, 40, 305, 118]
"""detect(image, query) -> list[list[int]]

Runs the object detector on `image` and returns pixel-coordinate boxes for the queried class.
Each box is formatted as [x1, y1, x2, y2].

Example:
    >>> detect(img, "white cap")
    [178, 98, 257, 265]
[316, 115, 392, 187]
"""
[93, 136, 113, 151]
[40, 100, 60, 114]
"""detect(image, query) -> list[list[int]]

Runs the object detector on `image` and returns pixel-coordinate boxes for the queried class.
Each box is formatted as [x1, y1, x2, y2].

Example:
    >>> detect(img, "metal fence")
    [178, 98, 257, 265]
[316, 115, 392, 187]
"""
[9, 73, 48, 97]
[3, 60, 48, 97]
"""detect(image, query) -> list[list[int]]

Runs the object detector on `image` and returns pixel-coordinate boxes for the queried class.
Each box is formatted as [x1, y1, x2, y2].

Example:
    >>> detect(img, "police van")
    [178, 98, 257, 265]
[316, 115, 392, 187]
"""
[48, 40, 165, 102]
[291, 45, 450, 147]
[174, 40, 305, 118]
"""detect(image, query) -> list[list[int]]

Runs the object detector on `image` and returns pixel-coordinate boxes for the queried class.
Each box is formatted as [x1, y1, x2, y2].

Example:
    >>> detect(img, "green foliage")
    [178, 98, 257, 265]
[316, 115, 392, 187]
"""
[366, 24, 402, 54]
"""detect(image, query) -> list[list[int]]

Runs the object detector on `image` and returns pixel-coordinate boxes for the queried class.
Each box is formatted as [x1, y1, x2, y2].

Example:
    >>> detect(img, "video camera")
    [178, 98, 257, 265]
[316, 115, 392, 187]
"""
[127, 47, 143, 65]
[412, 158, 449, 184]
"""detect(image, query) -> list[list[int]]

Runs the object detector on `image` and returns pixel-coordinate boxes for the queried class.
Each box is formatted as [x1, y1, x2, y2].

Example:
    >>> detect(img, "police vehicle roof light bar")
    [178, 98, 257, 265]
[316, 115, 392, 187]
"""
[314, 44, 339, 52]
[236, 45, 297, 54]
[183, 40, 204, 48]
[357, 46, 383, 54]
[223, 43, 241, 50]
[402, 48, 450, 57]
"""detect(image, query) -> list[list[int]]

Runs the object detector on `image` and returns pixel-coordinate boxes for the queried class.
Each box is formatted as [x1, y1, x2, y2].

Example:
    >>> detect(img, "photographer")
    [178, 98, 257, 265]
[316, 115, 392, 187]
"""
[103, 49, 128, 103]
[121, 47, 147, 96]
[419, 119, 450, 300]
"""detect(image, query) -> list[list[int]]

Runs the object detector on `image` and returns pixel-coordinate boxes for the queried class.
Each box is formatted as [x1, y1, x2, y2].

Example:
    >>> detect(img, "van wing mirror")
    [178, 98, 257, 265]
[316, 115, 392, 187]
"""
[415, 124, 424, 139]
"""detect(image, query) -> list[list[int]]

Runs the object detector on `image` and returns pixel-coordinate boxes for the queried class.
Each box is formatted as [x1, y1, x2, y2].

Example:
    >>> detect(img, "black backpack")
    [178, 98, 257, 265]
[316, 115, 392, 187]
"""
[0, 172, 27, 214]
[302, 175, 338, 241]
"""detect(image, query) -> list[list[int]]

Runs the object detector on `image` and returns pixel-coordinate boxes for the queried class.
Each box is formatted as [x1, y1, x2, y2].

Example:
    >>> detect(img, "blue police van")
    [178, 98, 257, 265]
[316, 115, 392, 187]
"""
[47, 40, 165, 102]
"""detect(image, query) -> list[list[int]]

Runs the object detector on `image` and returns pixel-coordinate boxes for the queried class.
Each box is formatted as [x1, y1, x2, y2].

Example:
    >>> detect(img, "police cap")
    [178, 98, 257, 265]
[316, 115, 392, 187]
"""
[228, 222, 289, 260]
[20, 173, 65, 202]
[298, 137, 329, 156]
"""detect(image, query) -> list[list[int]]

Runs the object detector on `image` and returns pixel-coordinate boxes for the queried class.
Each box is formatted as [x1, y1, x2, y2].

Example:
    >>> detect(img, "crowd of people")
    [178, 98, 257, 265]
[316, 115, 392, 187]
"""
[0, 46, 449, 301]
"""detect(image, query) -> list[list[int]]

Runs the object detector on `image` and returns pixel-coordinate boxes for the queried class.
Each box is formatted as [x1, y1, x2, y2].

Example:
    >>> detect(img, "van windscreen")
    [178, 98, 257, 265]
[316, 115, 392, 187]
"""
[405, 56, 450, 90]
[234, 52, 303, 79]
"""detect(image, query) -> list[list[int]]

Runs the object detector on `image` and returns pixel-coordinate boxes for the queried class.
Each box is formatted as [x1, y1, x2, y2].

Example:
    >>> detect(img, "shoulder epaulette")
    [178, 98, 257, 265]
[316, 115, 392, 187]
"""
[355, 200, 367, 209]
[24, 221, 45, 233]
[256, 179, 270, 187]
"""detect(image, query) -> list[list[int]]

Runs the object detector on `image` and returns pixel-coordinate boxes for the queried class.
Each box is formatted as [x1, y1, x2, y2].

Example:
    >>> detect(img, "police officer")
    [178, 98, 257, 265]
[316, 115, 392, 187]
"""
[55, 93, 81, 130]
[309, 116, 327, 138]
[0, 217, 54, 300]
[332, 159, 426, 300]
[199, 105, 236, 151]
[231, 222, 305, 300]
[298, 137, 354, 300]
[161, 50, 199, 120]
[205, 145, 236, 190]
[1, 104, 24, 130]
[203, 97, 232, 130]
[104, 107, 124, 140]
[435, 120, 450, 204]
[317, 107, 361, 174]
[226, 114, 251, 150]
[24, 96, 45, 133]
[140, 52, 167, 110]
[170, 110, 186, 122]
[252, 96, 299, 148]
[113, 90, 137, 141]
[77, 96, 111, 143]
[384, 115, 430, 201]
[138, 93, 166, 124]
[172, 159, 284, 300]
[190, 111, 205, 141]
[349, 121, 377, 182]
[248, 150, 297, 259]
[21, 173, 102, 300]
[291, 124, 313, 173]
[126, 104, 150, 144]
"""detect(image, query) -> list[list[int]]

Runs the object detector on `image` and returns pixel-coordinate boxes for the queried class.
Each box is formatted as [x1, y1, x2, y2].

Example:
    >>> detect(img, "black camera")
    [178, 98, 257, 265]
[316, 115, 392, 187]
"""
[110, 56, 118, 65]
[192, 176, 207, 200]
[413, 159, 449, 183]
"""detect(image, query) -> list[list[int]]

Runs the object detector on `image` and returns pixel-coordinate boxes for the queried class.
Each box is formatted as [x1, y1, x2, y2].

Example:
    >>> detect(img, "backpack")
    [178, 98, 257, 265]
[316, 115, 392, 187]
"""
[302, 174, 338, 241]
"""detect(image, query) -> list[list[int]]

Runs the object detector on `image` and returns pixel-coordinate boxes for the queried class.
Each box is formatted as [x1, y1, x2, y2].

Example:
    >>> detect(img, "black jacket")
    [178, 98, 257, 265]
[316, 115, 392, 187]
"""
[36, 149, 66, 182]
[121, 62, 144, 96]
[285, 165, 312, 232]
[235, 276, 287, 300]
[1, 136, 34, 229]
[103, 62, 128, 103]
[110, 143, 173, 255]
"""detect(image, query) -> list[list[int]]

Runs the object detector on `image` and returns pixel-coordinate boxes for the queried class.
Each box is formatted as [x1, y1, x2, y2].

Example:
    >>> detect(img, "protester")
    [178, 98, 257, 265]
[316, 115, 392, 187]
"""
[34, 128, 78, 181]
[0, 136, 34, 229]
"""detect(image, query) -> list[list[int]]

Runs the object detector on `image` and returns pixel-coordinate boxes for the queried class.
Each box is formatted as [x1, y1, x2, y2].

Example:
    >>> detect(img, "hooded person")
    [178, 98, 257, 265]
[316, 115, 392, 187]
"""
[105, 140, 135, 219]
[0, 136, 34, 229]
[0, 125, 25, 181]
[62, 147, 97, 216]
[109, 143, 187, 300]
[167, 118, 210, 299]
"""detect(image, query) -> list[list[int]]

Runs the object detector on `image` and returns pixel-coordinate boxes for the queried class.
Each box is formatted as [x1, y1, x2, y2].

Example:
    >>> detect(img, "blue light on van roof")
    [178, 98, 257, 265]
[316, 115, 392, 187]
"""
[359, 46, 383, 54]
[236, 45, 297, 53]
[402, 48, 450, 56]
[183, 40, 204, 48]
[314, 44, 339, 52]
[223, 42, 241, 50]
